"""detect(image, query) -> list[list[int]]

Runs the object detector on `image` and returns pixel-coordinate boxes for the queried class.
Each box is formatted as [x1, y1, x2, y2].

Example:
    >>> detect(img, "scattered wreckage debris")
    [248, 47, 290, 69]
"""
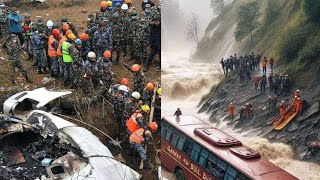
[0, 87, 142, 179]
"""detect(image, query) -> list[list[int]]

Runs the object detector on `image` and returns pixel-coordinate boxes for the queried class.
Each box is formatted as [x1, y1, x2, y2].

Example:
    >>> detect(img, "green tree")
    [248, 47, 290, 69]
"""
[210, 0, 225, 15]
[234, 1, 261, 47]
[301, 0, 320, 22]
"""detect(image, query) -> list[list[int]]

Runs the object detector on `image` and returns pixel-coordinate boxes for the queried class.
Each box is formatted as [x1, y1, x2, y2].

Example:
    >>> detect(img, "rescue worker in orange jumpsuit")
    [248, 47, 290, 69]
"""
[294, 89, 301, 98]
[279, 101, 286, 122]
[126, 107, 147, 134]
[228, 102, 235, 120]
[295, 97, 302, 115]
[262, 57, 267, 74]
[129, 122, 158, 169]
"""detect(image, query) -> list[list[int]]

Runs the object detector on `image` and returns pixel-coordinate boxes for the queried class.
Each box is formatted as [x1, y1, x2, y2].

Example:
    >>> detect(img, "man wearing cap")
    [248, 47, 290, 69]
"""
[135, 16, 149, 66]
[128, 10, 139, 61]
[93, 22, 113, 58]
[111, 12, 123, 64]
[31, 26, 49, 74]
[8, 7, 24, 44]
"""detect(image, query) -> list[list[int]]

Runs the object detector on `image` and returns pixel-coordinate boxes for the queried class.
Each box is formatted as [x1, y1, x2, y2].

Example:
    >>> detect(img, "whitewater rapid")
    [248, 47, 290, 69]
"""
[162, 51, 320, 180]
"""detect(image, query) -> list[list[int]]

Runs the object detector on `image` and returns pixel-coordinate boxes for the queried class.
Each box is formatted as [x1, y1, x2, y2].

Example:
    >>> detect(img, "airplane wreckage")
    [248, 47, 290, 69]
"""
[0, 88, 141, 179]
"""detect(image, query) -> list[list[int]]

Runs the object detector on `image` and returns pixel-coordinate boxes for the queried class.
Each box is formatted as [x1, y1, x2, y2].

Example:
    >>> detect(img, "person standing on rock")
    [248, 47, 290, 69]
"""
[260, 74, 267, 92]
[220, 58, 225, 74]
[269, 57, 274, 72]
[228, 102, 235, 120]
[6, 34, 33, 84]
[282, 74, 290, 94]
[262, 57, 267, 74]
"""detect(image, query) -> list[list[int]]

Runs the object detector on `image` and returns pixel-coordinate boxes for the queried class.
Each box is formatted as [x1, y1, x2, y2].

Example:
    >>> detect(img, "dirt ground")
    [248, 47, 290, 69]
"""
[0, 0, 161, 179]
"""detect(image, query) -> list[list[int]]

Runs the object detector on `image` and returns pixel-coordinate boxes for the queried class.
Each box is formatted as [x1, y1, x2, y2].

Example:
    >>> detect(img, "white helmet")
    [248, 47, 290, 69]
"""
[121, 3, 128, 10]
[119, 85, 128, 92]
[46, 20, 53, 27]
[132, 91, 141, 100]
[87, 51, 96, 58]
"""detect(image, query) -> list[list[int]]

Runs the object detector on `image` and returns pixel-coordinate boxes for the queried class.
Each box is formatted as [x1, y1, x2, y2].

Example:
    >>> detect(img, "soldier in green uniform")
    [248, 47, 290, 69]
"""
[6, 34, 33, 84]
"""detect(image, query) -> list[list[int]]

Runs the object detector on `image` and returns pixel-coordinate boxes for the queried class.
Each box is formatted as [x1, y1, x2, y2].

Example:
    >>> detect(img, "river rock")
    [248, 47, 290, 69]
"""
[288, 123, 299, 132]
[297, 103, 319, 122]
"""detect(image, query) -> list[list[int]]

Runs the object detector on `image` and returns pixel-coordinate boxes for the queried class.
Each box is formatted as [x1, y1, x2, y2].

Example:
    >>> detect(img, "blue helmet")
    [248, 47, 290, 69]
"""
[75, 39, 82, 45]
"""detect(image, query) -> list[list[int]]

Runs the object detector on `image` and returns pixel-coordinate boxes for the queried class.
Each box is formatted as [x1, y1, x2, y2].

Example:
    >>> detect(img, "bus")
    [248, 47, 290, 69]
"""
[161, 115, 298, 180]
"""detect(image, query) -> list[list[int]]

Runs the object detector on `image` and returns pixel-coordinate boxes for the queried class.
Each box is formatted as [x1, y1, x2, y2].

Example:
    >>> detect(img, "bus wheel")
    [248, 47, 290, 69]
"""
[175, 169, 185, 180]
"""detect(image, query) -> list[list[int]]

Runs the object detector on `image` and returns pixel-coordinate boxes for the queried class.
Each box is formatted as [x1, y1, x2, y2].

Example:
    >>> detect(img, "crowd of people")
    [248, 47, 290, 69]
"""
[0, 0, 161, 169]
[222, 52, 304, 126]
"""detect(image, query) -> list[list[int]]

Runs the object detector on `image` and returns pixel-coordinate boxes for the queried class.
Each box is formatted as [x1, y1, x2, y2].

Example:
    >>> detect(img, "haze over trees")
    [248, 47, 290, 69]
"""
[210, 0, 225, 15]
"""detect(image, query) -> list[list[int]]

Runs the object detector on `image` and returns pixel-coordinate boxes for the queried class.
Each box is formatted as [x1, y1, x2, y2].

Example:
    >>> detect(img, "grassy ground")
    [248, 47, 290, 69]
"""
[0, 0, 161, 179]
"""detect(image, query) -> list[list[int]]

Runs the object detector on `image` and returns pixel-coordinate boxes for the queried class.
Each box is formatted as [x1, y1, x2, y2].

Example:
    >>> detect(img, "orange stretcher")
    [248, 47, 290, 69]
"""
[271, 105, 298, 130]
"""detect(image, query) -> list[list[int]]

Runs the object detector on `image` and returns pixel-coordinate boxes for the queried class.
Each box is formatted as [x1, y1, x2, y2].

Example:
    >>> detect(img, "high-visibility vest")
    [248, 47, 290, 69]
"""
[57, 35, 67, 56]
[61, 41, 73, 63]
[126, 111, 143, 133]
[48, 35, 58, 57]
[129, 128, 145, 144]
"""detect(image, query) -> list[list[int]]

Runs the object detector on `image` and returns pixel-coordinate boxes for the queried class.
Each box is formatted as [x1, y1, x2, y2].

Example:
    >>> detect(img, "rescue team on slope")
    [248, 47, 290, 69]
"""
[0, 0, 161, 169]
[223, 53, 320, 156]
[223, 53, 303, 123]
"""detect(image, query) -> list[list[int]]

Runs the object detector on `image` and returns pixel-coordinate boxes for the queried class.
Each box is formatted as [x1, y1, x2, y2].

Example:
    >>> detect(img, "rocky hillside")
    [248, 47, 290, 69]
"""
[197, 0, 320, 162]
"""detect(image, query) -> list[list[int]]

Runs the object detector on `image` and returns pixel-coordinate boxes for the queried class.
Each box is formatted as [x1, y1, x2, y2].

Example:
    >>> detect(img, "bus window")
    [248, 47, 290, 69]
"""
[224, 166, 237, 180]
[171, 130, 180, 147]
[182, 138, 194, 157]
[198, 148, 209, 168]
[214, 159, 228, 179]
[165, 125, 174, 141]
[177, 133, 186, 151]
[206, 154, 224, 180]
[191, 143, 201, 162]
[161, 121, 168, 137]
[236, 173, 250, 180]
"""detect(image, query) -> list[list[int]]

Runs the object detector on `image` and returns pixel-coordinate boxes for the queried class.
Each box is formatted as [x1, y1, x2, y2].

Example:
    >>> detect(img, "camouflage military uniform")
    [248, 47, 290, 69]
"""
[31, 32, 47, 68]
[113, 90, 126, 129]
[123, 97, 139, 124]
[142, 88, 154, 106]
[96, 57, 114, 94]
[120, 11, 130, 56]
[81, 40, 91, 62]
[128, 17, 139, 59]
[150, 5, 161, 19]
[83, 59, 98, 95]
[134, 20, 149, 64]
[96, 9, 113, 23]
[0, 3, 10, 41]
[93, 26, 113, 58]
[6, 34, 31, 83]
[72, 47, 84, 89]
[140, 10, 153, 27]
[111, 15, 123, 62]
[123, 63, 146, 94]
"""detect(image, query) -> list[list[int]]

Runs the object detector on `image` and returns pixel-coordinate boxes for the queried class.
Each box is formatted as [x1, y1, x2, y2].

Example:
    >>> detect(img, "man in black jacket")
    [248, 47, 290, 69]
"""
[144, 16, 160, 72]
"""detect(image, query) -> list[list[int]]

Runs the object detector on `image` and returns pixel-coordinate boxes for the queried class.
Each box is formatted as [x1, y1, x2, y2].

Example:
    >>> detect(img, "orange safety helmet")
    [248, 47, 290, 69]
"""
[62, 23, 69, 31]
[149, 122, 158, 131]
[101, 1, 107, 8]
[79, 33, 88, 41]
[125, 0, 132, 3]
[103, 50, 112, 58]
[131, 64, 140, 72]
[65, 29, 73, 36]
[121, 78, 129, 85]
[146, 82, 154, 91]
